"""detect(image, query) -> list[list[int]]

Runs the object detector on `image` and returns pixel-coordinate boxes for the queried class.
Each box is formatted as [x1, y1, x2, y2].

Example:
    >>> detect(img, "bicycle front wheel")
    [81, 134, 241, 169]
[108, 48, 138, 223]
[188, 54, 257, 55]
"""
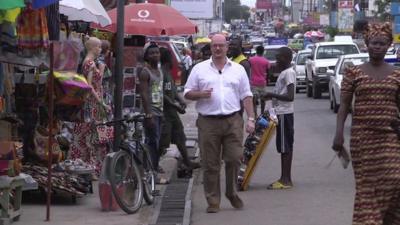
[109, 150, 143, 214]
[141, 144, 156, 205]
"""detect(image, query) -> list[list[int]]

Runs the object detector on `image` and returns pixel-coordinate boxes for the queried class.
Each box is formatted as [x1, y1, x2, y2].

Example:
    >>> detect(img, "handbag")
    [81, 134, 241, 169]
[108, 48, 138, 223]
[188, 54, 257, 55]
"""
[33, 126, 65, 164]
[0, 141, 21, 177]
[92, 105, 114, 145]
[54, 71, 92, 106]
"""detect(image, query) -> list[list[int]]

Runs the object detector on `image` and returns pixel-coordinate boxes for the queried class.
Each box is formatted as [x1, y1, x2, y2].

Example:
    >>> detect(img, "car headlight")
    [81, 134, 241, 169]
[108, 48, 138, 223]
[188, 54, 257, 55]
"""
[316, 67, 327, 74]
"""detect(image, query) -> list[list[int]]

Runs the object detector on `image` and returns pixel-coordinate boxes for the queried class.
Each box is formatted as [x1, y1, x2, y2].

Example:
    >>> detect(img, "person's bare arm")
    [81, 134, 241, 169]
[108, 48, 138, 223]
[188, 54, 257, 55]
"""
[332, 93, 353, 151]
[184, 89, 212, 100]
[241, 60, 251, 78]
[243, 96, 255, 133]
[263, 84, 294, 102]
[138, 69, 151, 115]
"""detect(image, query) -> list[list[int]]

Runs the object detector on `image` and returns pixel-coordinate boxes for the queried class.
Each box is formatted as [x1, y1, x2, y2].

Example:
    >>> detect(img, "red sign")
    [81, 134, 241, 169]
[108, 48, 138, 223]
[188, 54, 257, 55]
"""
[256, 0, 272, 9]
[338, 0, 353, 8]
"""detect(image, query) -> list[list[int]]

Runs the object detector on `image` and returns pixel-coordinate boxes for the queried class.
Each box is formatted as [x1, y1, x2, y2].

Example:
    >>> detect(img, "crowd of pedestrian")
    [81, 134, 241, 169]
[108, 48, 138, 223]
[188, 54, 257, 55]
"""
[70, 20, 400, 223]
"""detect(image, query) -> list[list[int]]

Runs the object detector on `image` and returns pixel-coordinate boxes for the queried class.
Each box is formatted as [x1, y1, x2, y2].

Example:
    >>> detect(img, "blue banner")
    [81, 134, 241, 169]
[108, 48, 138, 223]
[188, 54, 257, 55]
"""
[395, 16, 400, 33]
[267, 37, 288, 46]
[392, 2, 400, 15]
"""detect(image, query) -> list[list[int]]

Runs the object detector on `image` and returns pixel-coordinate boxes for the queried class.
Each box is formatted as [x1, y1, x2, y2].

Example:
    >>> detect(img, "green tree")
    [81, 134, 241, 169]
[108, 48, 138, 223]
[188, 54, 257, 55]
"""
[372, 0, 391, 21]
[224, 0, 250, 23]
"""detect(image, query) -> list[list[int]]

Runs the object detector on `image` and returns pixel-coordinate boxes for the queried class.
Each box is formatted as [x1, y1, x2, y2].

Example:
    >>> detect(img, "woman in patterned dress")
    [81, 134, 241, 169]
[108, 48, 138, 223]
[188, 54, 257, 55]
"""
[333, 22, 400, 225]
[69, 37, 111, 176]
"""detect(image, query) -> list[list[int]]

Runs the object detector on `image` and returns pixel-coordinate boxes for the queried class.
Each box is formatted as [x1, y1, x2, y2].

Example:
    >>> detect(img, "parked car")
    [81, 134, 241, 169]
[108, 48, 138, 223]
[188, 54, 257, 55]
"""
[263, 44, 287, 84]
[328, 53, 369, 113]
[305, 41, 360, 99]
[293, 49, 311, 93]
[288, 39, 304, 52]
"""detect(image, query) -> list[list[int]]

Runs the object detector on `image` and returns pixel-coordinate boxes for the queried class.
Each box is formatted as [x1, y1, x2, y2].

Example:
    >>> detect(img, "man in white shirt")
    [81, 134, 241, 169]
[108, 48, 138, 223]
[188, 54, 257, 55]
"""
[262, 47, 296, 190]
[184, 34, 255, 213]
[181, 47, 192, 84]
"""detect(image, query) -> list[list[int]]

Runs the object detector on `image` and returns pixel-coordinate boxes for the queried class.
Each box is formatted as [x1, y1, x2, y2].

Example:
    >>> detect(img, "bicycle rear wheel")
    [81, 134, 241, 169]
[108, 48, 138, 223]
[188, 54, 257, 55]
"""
[109, 150, 143, 214]
[142, 144, 156, 205]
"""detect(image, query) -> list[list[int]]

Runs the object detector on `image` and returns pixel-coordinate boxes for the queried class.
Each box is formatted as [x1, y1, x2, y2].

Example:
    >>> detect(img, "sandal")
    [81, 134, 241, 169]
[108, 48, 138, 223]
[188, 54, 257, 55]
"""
[156, 177, 169, 185]
[267, 181, 292, 190]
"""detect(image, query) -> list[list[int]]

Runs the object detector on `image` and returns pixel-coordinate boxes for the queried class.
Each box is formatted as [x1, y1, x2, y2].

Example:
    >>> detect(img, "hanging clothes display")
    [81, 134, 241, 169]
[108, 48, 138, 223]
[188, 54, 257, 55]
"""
[0, 8, 21, 53]
[45, 2, 60, 41]
[16, 7, 49, 52]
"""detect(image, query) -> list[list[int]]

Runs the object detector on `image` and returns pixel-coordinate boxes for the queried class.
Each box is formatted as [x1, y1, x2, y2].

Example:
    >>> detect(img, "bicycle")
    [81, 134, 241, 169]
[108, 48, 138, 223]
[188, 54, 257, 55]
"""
[99, 113, 157, 214]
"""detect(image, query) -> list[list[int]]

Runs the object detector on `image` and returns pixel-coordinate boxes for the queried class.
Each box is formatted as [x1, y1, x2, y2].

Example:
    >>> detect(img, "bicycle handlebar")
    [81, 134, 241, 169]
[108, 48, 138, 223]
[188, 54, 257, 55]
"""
[96, 113, 145, 126]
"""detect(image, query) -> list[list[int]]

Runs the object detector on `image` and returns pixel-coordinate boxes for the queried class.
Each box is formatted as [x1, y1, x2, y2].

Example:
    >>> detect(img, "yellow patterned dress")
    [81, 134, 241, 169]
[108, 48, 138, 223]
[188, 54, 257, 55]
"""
[342, 67, 400, 225]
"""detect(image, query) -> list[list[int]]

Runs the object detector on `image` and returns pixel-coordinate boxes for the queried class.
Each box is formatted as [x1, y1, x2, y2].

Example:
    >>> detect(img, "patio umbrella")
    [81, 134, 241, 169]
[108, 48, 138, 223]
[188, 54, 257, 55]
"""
[59, 0, 111, 27]
[32, 0, 59, 9]
[0, 0, 24, 10]
[304, 31, 324, 38]
[95, 3, 197, 36]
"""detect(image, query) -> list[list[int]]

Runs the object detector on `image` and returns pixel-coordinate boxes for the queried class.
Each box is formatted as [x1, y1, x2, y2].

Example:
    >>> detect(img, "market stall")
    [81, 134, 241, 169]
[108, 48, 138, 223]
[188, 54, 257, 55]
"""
[0, 0, 111, 222]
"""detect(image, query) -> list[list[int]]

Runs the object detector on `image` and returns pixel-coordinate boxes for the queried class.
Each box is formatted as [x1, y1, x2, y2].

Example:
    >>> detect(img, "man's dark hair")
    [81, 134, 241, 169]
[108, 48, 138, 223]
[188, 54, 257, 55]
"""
[278, 47, 293, 62]
[353, 19, 368, 33]
[159, 47, 173, 70]
[256, 45, 264, 55]
[201, 44, 210, 54]
[143, 41, 159, 62]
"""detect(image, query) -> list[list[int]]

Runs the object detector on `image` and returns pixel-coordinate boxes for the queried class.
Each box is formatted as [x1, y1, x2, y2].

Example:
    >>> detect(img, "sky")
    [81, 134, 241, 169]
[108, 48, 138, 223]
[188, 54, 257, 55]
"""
[241, 0, 256, 7]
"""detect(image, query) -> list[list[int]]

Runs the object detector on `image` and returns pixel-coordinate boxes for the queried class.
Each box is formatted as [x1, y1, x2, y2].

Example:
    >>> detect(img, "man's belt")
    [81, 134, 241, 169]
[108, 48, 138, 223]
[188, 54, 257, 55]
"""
[200, 111, 239, 119]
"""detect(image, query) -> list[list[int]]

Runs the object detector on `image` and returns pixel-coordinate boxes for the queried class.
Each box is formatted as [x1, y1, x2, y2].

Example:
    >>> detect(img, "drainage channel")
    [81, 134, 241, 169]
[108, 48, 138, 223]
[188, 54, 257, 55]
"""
[151, 129, 198, 225]
[153, 177, 190, 225]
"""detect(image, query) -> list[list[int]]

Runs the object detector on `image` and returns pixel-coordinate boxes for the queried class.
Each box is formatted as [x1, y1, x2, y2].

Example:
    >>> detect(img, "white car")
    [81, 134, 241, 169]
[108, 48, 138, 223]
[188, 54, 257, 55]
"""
[293, 49, 311, 92]
[263, 44, 287, 84]
[328, 53, 369, 113]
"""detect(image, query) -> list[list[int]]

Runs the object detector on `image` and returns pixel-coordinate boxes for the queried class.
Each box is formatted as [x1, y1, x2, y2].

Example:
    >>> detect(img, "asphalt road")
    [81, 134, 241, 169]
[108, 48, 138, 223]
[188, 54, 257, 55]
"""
[190, 91, 355, 225]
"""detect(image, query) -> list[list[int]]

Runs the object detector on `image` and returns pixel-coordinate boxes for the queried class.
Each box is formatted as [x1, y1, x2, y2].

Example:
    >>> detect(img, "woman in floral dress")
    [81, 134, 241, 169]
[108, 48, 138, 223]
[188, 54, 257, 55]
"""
[69, 37, 111, 175]
[333, 22, 400, 225]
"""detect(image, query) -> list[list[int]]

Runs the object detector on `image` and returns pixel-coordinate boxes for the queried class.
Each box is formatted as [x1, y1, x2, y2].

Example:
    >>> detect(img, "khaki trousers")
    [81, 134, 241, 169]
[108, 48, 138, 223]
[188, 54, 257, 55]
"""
[197, 113, 244, 206]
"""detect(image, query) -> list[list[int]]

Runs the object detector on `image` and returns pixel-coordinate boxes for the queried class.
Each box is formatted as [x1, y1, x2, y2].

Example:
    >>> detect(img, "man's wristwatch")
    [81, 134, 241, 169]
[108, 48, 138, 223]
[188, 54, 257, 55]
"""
[248, 117, 255, 122]
[145, 113, 153, 119]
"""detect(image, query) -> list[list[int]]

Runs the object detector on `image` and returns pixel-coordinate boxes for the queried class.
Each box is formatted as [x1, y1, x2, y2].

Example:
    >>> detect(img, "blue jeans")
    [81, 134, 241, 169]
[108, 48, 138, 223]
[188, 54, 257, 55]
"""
[144, 115, 162, 170]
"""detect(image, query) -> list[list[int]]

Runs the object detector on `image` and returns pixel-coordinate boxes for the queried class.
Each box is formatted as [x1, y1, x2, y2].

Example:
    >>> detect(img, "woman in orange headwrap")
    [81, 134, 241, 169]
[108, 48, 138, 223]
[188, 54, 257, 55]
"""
[333, 22, 400, 224]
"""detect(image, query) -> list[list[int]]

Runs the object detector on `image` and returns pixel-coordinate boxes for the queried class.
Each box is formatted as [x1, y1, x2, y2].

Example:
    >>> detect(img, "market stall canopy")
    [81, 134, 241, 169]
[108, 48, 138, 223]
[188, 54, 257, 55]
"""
[195, 37, 211, 44]
[0, 0, 25, 9]
[94, 3, 197, 36]
[60, 0, 111, 27]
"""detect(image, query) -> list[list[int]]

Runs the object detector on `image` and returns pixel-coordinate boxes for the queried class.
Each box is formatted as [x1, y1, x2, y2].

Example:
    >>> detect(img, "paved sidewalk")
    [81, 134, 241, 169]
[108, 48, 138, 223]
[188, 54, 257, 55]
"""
[15, 155, 178, 225]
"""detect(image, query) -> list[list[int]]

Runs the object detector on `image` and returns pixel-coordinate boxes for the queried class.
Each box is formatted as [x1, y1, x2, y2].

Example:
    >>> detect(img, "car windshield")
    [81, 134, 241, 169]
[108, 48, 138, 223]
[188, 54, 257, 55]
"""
[264, 48, 280, 61]
[339, 57, 369, 74]
[316, 45, 359, 59]
[296, 53, 310, 65]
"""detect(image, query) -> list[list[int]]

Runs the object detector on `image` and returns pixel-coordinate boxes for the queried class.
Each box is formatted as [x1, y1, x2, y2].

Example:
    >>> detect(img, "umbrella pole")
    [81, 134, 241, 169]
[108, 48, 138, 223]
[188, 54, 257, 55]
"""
[46, 42, 55, 221]
[113, 0, 125, 150]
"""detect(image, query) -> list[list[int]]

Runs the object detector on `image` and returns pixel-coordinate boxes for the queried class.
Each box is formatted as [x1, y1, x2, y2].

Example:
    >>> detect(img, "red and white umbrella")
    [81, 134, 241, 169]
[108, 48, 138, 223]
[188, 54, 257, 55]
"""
[304, 31, 324, 38]
[94, 3, 198, 36]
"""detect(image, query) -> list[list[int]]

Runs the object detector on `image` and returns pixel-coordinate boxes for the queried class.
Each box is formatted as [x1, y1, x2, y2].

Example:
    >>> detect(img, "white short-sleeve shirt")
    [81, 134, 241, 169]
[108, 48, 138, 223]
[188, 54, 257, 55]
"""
[184, 58, 253, 116]
[273, 67, 296, 115]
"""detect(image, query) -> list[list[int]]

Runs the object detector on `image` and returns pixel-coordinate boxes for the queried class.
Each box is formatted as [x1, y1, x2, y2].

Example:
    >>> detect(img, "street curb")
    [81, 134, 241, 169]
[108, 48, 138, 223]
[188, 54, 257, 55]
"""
[182, 147, 200, 225]
[148, 156, 178, 225]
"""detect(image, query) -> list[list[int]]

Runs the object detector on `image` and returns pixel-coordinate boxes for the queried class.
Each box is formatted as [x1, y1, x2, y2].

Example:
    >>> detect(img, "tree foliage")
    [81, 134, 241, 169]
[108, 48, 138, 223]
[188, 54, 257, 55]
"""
[224, 0, 250, 23]
[372, 0, 391, 21]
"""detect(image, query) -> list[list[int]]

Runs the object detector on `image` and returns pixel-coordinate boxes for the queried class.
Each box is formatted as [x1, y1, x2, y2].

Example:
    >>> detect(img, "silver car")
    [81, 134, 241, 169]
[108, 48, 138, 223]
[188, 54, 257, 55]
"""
[328, 53, 369, 113]
[293, 49, 311, 93]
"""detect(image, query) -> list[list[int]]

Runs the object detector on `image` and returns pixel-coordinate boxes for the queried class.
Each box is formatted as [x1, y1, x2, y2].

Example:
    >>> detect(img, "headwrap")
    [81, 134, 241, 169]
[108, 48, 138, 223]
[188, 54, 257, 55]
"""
[364, 22, 393, 45]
